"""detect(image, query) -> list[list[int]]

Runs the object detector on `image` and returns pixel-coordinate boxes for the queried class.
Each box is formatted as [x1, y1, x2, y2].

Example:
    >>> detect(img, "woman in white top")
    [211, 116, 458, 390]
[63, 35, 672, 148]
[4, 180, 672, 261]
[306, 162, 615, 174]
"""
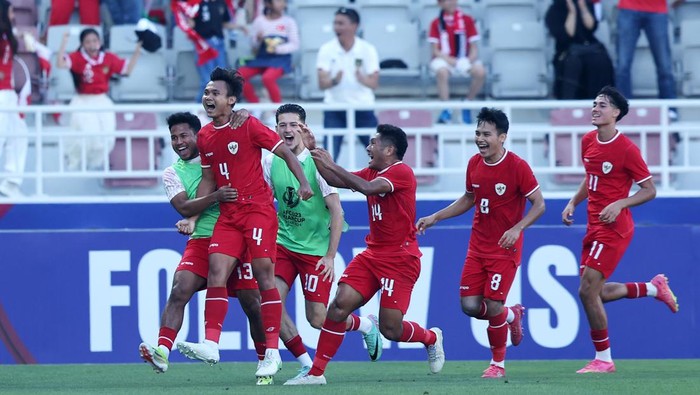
[238, 0, 299, 104]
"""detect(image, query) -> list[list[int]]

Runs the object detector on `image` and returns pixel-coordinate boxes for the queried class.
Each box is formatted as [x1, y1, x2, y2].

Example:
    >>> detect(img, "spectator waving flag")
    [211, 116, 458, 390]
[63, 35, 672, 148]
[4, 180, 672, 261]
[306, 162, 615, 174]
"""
[171, 0, 219, 65]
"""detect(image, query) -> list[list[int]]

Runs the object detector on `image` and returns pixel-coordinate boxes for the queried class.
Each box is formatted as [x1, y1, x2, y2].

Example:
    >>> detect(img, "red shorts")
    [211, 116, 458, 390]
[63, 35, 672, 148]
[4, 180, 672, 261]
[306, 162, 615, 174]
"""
[340, 248, 420, 314]
[275, 244, 332, 305]
[176, 238, 257, 297]
[460, 253, 518, 301]
[209, 203, 278, 261]
[580, 227, 633, 278]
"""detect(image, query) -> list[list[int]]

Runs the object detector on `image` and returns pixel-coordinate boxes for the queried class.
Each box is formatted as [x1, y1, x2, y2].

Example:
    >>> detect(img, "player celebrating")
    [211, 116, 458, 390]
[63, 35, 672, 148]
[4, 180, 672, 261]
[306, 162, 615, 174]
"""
[176, 67, 313, 380]
[416, 107, 545, 379]
[139, 111, 267, 374]
[285, 124, 444, 386]
[562, 86, 679, 374]
[263, 103, 382, 384]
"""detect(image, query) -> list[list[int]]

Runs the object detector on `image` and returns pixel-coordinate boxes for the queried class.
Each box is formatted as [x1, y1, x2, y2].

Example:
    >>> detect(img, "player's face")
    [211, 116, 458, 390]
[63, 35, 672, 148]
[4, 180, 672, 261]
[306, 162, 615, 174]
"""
[202, 80, 236, 119]
[366, 133, 389, 170]
[475, 121, 506, 162]
[81, 32, 101, 56]
[591, 94, 620, 127]
[170, 123, 198, 161]
[276, 112, 303, 153]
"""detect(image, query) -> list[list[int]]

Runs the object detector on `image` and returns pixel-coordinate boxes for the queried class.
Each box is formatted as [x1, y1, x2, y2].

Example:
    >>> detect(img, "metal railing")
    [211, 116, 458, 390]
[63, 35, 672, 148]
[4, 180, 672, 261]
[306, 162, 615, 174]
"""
[2, 99, 700, 202]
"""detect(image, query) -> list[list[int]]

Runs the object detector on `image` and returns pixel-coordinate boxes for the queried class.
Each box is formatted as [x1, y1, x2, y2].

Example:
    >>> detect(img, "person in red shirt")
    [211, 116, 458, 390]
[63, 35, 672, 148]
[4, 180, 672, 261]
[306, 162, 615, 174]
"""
[416, 107, 545, 379]
[56, 28, 141, 171]
[562, 86, 679, 374]
[428, 0, 485, 124]
[0, 0, 28, 198]
[48, 0, 100, 26]
[176, 67, 313, 381]
[284, 124, 445, 386]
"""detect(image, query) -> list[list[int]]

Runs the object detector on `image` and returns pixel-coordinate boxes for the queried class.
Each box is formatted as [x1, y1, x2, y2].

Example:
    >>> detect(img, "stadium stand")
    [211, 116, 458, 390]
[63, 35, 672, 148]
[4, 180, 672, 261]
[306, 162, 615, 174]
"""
[481, 0, 539, 42]
[681, 19, 700, 97]
[10, 0, 38, 27]
[104, 112, 161, 188]
[170, 26, 201, 101]
[108, 24, 169, 102]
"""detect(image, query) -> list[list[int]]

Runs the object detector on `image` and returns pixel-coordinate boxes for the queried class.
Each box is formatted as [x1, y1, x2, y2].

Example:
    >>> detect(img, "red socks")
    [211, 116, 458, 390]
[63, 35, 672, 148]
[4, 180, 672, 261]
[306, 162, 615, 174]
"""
[487, 310, 508, 363]
[625, 282, 648, 298]
[347, 313, 361, 331]
[309, 319, 346, 376]
[398, 321, 437, 346]
[284, 335, 308, 358]
[260, 288, 282, 349]
[157, 327, 177, 351]
[204, 287, 229, 343]
[591, 328, 610, 351]
[254, 341, 266, 361]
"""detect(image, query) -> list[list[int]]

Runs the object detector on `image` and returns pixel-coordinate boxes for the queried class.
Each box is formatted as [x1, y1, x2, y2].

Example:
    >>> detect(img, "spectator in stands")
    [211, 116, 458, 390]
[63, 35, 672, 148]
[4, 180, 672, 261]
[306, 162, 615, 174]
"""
[238, 0, 298, 110]
[56, 28, 141, 171]
[0, 0, 28, 197]
[48, 0, 100, 26]
[317, 7, 379, 161]
[616, 0, 678, 114]
[545, 0, 614, 99]
[428, 0, 485, 124]
[103, 0, 144, 25]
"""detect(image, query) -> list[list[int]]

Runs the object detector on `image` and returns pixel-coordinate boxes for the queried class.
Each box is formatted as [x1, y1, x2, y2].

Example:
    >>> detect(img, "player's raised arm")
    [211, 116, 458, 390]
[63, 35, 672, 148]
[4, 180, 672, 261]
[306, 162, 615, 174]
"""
[416, 192, 475, 234]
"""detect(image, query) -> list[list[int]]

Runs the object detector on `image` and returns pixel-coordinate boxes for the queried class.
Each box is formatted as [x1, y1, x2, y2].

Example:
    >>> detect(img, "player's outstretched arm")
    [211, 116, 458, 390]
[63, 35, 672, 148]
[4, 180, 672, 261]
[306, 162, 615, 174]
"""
[171, 184, 237, 218]
[124, 41, 142, 76]
[599, 178, 656, 224]
[416, 192, 475, 234]
[562, 178, 588, 226]
[499, 188, 546, 249]
[274, 144, 314, 200]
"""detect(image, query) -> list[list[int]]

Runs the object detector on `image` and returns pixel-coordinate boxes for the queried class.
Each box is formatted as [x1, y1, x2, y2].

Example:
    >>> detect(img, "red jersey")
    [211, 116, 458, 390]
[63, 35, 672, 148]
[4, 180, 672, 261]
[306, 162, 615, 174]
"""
[618, 0, 667, 14]
[428, 11, 479, 58]
[66, 50, 127, 94]
[465, 150, 540, 262]
[0, 34, 13, 90]
[581, 130, 652, 237]
[197, 116, 283, 218]
[352, 162, 421, 257]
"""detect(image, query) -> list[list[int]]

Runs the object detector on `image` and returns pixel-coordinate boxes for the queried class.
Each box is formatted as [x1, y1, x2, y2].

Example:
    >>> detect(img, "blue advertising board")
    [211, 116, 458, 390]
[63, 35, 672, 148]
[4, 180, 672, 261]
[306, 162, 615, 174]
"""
[0, 199, 698, 364]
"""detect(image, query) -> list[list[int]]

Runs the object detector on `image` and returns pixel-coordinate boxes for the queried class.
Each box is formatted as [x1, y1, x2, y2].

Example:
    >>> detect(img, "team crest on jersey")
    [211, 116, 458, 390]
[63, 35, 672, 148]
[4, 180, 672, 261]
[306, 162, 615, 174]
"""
[602, 161, 613, 174]
[495, 183, 506, 196]
[283, 186, 300, 208]
[227, 141, 239, 155]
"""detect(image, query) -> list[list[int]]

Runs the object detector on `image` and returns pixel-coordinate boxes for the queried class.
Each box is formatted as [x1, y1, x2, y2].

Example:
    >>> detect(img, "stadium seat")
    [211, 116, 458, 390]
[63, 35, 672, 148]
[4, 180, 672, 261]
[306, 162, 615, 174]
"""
[631, 33, 659, 98]
[108, 24, 169, 102]
[377, 109, 437, 185]
[298, 50, 323, 100]
[359, 2, 422, 97]
[295, 0, 346, 51]
[672, 0, 700, 25]
[46, 25, 103, 101]
[104, 112, 162, 188]
[481, 0, 539, 41]
[594, 20, 614, 64]
[10, 0, 38, 26]
[171, 27, 201, 101]
[489, 21, 548, 99]
[681, 20, 700, 97]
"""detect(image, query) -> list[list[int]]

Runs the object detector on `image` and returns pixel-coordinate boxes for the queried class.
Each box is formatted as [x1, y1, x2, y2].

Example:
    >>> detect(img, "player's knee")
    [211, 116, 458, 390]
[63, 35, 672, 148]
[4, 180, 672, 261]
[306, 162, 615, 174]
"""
[460, 300, 481, 317]
[168, 283, 194, 306]
[308, 314, 324, 330]
[378, 321, 402, 341]
[326, 301, 350, 322]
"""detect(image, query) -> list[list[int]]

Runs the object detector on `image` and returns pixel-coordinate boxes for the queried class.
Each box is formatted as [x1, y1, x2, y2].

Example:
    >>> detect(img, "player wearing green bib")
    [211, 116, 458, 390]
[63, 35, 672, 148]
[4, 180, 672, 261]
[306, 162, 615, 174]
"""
[139, 111, 266, 374]
[262, 104, 382, 385]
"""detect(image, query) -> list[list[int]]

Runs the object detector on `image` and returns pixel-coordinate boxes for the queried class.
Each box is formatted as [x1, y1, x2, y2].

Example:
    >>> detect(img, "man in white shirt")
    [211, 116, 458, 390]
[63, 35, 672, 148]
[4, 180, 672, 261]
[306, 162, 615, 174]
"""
[316, 7, 379, 161]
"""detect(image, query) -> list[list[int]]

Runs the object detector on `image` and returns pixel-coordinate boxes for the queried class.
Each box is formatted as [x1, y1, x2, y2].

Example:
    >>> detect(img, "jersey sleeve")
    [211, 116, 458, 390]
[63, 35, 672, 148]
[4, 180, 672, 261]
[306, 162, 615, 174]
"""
[516, 158, 540, 197]
[317, 170, 338, 197]
[67, 51, 80, 73]
[197, 135, 211, 168]
[465, 156, 476, 193]
[464, 15, 480, 42]
[351, 167, 372, 181]
[163, 166, 185, 201]
[106, 52, 128, 75]
[262, 154, 274, 191]
[248, 117, 283, 152]
[364, 42, 380, 75]
[428, 19, 440, 43]
[624, 143, 652, 184]
[377, 164, 413, 194]
[316, 43, 332, 71]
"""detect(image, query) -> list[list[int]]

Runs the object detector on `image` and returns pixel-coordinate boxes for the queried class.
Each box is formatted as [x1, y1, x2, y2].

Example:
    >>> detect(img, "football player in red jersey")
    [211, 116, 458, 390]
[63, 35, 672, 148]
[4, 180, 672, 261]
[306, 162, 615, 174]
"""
[176, 67, 313, 381]
[284, 123, 444, 385]
[562, 86, 679, 374]
[416, 107, 545, 379]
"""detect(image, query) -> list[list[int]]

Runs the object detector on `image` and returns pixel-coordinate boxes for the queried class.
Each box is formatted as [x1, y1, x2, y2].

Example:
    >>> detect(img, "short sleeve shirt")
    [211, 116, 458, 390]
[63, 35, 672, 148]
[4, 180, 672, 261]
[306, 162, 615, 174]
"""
[316, 37, 379, 104]
[428, 12, 479, 57]
[65, 50, 127, 94]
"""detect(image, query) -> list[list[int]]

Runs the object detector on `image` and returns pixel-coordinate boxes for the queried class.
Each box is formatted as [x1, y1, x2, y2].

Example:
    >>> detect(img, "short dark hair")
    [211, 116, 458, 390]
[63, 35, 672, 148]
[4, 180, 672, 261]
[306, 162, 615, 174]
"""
[596, 85, 629, 121]
[210, 67, 244, 98]
[476, 107, 509, 134]
[167, 112, 201, 134]
[377, 124, 408, 160]
[275, 103, 306, 124]
[336, 7, 360, 25]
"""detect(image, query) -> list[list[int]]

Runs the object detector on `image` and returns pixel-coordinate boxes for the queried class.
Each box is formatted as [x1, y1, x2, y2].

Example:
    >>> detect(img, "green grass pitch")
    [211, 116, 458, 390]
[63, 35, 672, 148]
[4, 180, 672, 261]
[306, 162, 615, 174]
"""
[1, 360, 699, 394]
